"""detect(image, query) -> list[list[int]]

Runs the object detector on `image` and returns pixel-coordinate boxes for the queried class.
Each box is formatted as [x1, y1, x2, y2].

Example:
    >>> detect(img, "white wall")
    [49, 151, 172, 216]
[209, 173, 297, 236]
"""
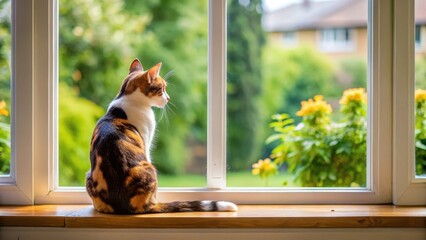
[1, 227, 425, 240]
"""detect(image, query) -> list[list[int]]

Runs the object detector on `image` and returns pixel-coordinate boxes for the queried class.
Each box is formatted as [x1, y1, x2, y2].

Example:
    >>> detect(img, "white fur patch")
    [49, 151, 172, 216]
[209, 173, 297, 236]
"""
[216, 201, 238, 212]
[108, 91, 156, 162]
[201, 200, 213, 211]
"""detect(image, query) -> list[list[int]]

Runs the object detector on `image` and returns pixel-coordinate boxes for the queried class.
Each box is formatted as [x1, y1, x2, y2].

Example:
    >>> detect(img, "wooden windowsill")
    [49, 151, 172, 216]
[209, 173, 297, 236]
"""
[0, 205, 425, 228]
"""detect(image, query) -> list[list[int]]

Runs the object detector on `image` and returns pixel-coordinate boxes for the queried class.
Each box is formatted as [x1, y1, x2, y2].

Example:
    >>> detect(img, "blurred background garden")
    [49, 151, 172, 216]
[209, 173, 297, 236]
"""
[0, 0, 425, 187]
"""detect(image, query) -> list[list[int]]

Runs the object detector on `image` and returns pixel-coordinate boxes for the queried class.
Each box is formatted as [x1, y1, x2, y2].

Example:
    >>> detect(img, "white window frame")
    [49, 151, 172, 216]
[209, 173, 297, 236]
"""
[415, 25, 421, 48]
[0, 0, 34, 205]
[318, 28, 356, 52]
[5, 0, 422, 205]
[281, 31, 298, 47]
[393, 0, 426, 205]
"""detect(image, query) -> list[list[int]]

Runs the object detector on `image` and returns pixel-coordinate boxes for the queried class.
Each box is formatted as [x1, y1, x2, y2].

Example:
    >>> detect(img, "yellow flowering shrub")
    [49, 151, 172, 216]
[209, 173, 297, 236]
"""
[257, 89, 367, 187]
[415, 89, 426, 175]
[296, 95, 332, 117]
[257, 87, 426, 185]
[416, 89, 426, 103]
[339, 88, 367, 105]
[252, 158, 278, 186]
[339, 88, 367, 117]
[0, 101, 9, 117]
[296, 95, 332, 128]
[0, 100, 10, 174]
[415, 89, 426, 115]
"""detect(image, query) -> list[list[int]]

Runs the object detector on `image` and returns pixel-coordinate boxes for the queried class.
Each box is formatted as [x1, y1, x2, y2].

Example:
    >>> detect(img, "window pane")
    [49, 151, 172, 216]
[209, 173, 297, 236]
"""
[58, 0, 207, 187]
[0, 0, 11, 176]
[227, 0, 368, 187]
[415, 0, 426, 178]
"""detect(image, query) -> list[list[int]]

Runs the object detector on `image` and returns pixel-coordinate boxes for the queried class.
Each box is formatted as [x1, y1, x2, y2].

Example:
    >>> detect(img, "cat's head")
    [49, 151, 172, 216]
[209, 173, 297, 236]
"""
[116, 59, 170, 108]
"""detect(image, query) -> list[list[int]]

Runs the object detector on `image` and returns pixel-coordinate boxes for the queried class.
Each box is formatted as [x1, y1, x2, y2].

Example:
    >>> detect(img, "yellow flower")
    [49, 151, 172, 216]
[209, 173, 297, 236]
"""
[252, 158, 278, 178]
[0, 101, 9, 117]
[415, 89, 426, 103]
[296, 95, 332, 117]
[339, 88, 367, 105]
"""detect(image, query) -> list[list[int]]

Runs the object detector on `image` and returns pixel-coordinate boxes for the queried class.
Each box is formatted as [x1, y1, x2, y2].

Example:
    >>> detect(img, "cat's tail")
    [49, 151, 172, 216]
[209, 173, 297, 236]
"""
[146, 200, 237, 213]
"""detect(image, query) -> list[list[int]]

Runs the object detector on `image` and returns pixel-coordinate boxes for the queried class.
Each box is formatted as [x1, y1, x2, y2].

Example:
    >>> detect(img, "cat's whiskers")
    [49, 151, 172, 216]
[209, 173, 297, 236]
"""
[163, 69, 176, 82]
[159, 100, 176, 125]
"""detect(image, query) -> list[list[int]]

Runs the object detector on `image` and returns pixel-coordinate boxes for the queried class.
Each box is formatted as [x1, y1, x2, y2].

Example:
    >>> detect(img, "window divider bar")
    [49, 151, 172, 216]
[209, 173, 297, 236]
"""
[33, 0, 57, 204]
[393, 0, 426, 205]
[207, 0, 227, 189]
[0, 0, 35, 204]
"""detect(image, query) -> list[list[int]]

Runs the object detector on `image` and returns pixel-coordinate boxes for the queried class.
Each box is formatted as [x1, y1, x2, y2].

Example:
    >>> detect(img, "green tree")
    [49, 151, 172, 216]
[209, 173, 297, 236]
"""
[58, 83, 104, 186]
[58, 0, 150, 185]
[227, 0, 265, 171]
[0, 100, 10, 174]
[0, 0, 11, 114]
[0, 0, 11, 175]
[338, 58, 367, 89]
[416, 56, 426, 89]
[274, 47, 335, 119]
[123, 0, 209, 175]
[415, 89, 426, 176]
[59, 0, 148, 107]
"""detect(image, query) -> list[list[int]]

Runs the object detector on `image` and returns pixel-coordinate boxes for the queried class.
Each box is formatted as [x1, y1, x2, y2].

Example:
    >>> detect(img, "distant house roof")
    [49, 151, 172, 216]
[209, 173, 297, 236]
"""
[263, 0, 426, 32]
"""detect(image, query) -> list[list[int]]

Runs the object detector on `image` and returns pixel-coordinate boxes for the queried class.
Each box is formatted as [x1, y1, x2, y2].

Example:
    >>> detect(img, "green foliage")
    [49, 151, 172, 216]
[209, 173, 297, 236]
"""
[260, 45, 299, 120]
[0, 0, 11, 114]
[58, 83, 104, 186]
[58, 0, 210, 177]
[58, 0, 146, 184]
[415, 90, 426, 176]
[59, 0, 147, 107]
[227, 0, 265, 171]
[122, 0, 209, 175]
[416, 56, 426, 90]
[0, 121, 10, 175]
[262, 89, 367, 187]
[0, 0, 11, 175]
[416, 58, 426, 176]
[251, 158, 278, 186]
[258, 46, 337, 170]
[338, 58, 367, 89]
[268, 46, 335, 119]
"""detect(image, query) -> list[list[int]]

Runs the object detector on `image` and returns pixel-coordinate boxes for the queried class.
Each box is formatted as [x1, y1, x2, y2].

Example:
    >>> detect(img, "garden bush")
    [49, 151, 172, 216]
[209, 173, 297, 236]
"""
[255, 87, 426, 186]
[0, 100, 10, 175]
[416, 89, 426, 176]
[254, 88, 368, 187]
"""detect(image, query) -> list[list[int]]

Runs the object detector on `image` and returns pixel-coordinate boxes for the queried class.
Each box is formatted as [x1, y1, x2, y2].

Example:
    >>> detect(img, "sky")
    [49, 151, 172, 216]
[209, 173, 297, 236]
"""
[262, 0, 299, 11]
[262, 0, 330, 11]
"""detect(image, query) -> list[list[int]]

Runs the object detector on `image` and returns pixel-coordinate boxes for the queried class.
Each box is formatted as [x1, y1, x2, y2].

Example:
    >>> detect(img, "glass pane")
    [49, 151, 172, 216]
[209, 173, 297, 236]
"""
[58, 0, 207, 187]
[0, 0, 11, 176]
[227, 0, 368, 187]
[415, 0, 426, 178]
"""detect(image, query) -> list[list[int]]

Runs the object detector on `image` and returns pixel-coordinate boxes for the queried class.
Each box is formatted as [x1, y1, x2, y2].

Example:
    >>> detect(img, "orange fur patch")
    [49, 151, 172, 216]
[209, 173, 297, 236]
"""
[90, 127, 100, 151]
[124, 162, 154, 186]
[92, 197, 114, 213]
[124, 74, 142, 95]
[129, 193, 148, 213]
[120, 139, 144, 155]
[125, 128, 143, 147]
[92, 156, 108, 192]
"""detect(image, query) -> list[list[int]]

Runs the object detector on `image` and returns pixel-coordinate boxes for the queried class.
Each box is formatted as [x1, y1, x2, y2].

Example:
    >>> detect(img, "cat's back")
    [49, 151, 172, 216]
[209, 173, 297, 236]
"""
[88, 106, 153, 213]
[90, 107, 146, 168]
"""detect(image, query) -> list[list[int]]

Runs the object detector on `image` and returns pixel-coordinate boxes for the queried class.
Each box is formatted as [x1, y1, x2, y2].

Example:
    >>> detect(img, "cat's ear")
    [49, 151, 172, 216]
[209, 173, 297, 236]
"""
[147, 62, 162, 83]
[129, 58, 144, 73]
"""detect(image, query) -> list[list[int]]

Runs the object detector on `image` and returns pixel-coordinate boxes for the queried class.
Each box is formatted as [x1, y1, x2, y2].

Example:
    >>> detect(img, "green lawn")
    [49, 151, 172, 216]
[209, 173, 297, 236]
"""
[158, 171, 297, 188]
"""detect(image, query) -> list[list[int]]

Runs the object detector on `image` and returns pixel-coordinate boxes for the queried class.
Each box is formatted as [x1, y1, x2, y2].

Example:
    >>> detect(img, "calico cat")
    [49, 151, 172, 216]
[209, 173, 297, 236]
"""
[86, 59, 237, 214]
